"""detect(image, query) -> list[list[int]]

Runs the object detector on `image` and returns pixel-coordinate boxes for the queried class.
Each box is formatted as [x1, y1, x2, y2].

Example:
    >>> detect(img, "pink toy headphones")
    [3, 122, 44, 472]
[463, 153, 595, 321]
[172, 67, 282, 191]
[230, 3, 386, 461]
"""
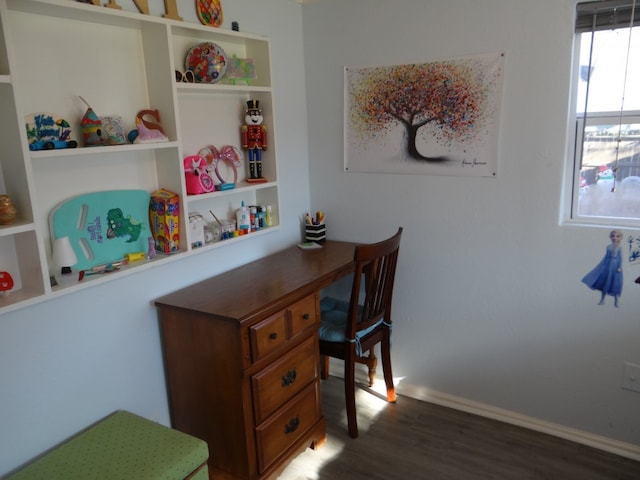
[198, 145, 240, 188]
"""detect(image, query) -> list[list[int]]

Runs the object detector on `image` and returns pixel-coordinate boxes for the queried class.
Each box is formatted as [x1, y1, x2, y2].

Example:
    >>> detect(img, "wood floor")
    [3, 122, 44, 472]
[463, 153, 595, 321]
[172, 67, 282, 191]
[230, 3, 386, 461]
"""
[277, 376, 640, 480]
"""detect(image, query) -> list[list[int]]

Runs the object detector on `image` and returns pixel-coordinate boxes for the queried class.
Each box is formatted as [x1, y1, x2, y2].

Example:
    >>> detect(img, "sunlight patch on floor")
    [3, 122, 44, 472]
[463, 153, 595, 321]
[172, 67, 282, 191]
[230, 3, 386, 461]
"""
[353, 375, 405, 433]
[276, 376, 405, 479]
[277, 436, 346, 480]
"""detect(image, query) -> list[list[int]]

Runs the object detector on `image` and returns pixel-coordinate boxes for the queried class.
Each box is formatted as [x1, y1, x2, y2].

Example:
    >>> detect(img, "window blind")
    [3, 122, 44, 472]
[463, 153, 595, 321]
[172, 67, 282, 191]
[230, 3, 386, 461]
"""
[576, 0, 640, 32]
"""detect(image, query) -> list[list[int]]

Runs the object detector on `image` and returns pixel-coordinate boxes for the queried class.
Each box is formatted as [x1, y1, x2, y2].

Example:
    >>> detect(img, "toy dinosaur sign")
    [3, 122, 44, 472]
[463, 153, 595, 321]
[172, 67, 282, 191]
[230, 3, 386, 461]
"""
[50, 190, 151, 271]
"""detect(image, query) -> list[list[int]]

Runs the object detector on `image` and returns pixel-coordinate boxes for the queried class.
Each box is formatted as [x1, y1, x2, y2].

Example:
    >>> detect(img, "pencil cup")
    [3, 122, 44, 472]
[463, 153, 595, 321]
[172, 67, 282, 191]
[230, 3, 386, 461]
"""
[305, 224, 326, 243]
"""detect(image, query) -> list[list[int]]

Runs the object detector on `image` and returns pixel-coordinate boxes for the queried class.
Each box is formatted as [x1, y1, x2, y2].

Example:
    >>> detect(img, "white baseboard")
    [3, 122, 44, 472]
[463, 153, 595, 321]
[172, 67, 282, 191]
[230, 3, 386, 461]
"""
[327, 363, 640, 462]
[399, 382, 640, 462]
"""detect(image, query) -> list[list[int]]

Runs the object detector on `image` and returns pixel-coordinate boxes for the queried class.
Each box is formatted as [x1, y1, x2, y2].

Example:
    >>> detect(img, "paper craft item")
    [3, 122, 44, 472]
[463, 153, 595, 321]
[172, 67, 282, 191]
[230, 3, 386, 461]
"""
[24, 113, 78, 151]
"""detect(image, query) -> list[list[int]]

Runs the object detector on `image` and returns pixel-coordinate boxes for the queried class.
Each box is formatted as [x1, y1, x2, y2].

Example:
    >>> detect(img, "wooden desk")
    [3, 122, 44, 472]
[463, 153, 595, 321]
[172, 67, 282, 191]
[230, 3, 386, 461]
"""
[155, 241, 356, 480]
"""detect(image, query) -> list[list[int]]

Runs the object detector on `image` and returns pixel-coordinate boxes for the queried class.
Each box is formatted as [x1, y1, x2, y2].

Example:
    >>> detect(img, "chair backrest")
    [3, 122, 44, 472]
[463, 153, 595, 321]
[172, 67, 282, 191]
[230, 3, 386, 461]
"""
[346, 227, 403, 340]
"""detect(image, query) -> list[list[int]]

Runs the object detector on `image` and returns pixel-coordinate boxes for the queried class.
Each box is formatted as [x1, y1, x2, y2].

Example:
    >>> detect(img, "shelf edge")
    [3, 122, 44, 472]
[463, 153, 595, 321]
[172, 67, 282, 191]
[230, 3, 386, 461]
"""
[0, 225, 280, 316]
[0, 220, 35, 237]
[29, 141, 180, 160]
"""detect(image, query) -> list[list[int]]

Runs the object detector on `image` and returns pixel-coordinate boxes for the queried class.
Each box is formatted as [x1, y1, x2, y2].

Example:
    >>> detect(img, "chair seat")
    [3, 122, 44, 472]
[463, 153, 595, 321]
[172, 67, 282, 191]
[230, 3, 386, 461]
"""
[319, 297, 383, 355]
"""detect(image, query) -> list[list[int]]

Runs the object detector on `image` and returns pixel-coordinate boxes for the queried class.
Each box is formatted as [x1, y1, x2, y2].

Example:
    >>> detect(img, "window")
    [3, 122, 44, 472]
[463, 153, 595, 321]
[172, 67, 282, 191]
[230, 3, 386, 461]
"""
[568, 1, 640, 226]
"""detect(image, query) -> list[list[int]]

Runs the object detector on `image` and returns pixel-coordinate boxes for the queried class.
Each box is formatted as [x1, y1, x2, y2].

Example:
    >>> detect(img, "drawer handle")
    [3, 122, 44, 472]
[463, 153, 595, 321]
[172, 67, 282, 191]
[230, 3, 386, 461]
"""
[281, 369, 297, 387]
[302, 313, 310, 320]
[269, 332, 278, 340]
[284, 415, 300, 434]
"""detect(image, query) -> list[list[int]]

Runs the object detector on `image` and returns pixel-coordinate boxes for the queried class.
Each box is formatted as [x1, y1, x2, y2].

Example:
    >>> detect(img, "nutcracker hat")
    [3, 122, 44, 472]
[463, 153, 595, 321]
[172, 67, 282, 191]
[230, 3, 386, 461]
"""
[246, 99, 261, 113]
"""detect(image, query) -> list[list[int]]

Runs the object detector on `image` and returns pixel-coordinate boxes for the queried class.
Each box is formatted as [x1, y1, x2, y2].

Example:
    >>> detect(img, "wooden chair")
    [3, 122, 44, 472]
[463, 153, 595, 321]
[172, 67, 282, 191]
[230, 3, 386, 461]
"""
[319, 227, 403, 438]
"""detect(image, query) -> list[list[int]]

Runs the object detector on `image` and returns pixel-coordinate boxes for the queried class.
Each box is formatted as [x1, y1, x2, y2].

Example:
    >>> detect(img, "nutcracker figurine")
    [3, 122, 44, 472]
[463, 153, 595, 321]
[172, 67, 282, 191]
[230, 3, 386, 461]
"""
[241, 99, 267, 181]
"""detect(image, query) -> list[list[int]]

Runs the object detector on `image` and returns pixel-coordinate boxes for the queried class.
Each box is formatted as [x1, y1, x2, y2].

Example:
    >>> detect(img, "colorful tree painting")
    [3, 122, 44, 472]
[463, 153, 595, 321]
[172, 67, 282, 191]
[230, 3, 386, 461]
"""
[346, 55, 502, 165]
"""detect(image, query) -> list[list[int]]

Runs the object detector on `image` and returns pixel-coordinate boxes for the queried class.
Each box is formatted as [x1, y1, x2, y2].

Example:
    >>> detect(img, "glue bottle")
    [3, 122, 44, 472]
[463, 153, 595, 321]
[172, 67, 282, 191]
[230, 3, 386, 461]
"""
[236, 201, 250, 234]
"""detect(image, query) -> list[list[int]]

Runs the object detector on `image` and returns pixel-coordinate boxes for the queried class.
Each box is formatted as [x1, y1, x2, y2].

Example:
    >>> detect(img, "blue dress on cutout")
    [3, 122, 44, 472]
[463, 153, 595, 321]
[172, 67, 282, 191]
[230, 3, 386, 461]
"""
[582, 244, 623, 297]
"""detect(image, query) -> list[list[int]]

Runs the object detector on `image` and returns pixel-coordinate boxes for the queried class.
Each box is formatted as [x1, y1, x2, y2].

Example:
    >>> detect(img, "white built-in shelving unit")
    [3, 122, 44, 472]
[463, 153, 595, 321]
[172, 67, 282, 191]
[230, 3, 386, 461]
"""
[0, 0, 279, 314]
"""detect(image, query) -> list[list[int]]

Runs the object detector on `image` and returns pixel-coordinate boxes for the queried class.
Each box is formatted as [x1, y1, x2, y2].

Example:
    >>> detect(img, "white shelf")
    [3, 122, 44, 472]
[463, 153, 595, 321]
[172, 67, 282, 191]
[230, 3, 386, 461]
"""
[0, 0, 280, 314]
[185, 181, 278, 202]
[6, 0, 164, 28]
[0, 223, 280, 315]
[0, 220, 35, 237]
[29, 141, 181, 160]
[176, 83, 271, 94]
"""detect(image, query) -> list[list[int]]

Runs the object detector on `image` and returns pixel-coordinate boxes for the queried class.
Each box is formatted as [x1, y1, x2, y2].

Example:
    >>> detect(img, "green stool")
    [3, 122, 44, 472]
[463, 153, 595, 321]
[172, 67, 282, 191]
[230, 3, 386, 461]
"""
[7, 410, 209, 480]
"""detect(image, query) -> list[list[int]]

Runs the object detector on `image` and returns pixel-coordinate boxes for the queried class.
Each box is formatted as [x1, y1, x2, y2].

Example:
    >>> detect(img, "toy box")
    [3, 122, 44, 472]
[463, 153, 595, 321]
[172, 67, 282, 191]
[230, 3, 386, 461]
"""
[149, 189, 180, 254]
[189, 213, 205, 249]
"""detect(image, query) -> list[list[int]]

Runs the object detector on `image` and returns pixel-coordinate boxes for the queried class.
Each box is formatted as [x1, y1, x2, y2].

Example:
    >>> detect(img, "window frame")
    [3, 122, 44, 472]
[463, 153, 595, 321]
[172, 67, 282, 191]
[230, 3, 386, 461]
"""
[564, 3, 640, 228]
[569, 110, 640, 228]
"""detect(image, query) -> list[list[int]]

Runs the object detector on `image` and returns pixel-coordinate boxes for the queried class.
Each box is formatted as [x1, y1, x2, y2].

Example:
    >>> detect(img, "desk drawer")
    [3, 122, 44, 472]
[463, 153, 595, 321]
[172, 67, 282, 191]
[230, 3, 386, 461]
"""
[255, 382, 321, 474]
[249, 294, 318, 362]
[289, 294, 318, 336]
[252, 335, 318, 423]
[250, 310, 288, 361]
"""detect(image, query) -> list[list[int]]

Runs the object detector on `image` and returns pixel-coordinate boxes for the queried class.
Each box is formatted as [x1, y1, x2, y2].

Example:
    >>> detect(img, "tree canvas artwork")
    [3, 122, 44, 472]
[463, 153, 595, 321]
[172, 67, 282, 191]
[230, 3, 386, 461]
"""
[344, 53, 504, 177]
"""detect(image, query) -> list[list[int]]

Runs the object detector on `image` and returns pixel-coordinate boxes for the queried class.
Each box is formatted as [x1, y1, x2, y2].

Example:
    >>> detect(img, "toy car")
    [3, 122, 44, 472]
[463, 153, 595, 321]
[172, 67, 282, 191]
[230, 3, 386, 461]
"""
[28, 139, 78, 151]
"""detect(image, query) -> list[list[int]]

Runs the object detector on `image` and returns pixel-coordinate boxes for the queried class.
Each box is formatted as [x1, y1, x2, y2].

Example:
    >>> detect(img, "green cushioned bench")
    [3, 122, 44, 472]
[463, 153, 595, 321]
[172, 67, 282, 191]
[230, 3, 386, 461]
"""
[6, 410, 209, 480]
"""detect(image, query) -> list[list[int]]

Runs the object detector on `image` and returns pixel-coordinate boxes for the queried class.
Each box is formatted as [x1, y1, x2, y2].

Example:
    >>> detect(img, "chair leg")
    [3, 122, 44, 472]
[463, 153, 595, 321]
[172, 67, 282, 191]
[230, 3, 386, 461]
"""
[320, 354, 329, 380]
[381, 335, 396, 403]
[344, 356, 358, 438]
[365, 348, 377, 387]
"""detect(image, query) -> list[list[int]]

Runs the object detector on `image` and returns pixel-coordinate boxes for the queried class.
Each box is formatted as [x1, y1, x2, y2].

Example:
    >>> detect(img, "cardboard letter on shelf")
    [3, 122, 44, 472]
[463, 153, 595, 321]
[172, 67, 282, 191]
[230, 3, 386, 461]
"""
[161, 0, 183, 21]
[100, 0, 182, 21]
[132, 0, 183, 21]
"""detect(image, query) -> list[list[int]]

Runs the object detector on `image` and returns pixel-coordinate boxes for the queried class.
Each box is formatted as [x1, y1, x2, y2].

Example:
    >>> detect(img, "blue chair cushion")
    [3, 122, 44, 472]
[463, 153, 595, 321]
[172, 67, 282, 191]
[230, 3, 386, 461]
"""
[319, 297, 384, 355]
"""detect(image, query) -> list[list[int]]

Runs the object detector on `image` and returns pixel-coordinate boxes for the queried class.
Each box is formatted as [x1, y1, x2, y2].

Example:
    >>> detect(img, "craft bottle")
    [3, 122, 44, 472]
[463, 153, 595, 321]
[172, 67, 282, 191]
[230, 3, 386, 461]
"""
[250, 206, 257, 232]
[266, 205, 273, 227]
[236, 201, 250, 234]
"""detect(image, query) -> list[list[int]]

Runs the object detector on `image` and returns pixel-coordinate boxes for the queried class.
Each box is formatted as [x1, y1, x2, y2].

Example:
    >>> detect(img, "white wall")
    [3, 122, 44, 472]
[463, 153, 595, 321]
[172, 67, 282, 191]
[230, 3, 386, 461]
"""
[303, 0, 640, 454]
[0, 0, 309, 475]
[2, 0, 640, 475]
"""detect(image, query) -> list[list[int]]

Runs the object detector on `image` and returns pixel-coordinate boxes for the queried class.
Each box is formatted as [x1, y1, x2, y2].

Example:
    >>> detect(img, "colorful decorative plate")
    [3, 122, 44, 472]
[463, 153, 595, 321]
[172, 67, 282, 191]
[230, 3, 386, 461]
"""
[196, 0, 223, 27]
[185, 42, 227, 84]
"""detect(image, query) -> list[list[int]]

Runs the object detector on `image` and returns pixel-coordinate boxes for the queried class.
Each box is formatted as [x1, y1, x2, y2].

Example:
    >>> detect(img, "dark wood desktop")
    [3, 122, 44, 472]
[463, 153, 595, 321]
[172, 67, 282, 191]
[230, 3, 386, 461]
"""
[155, 241, 356, 480]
